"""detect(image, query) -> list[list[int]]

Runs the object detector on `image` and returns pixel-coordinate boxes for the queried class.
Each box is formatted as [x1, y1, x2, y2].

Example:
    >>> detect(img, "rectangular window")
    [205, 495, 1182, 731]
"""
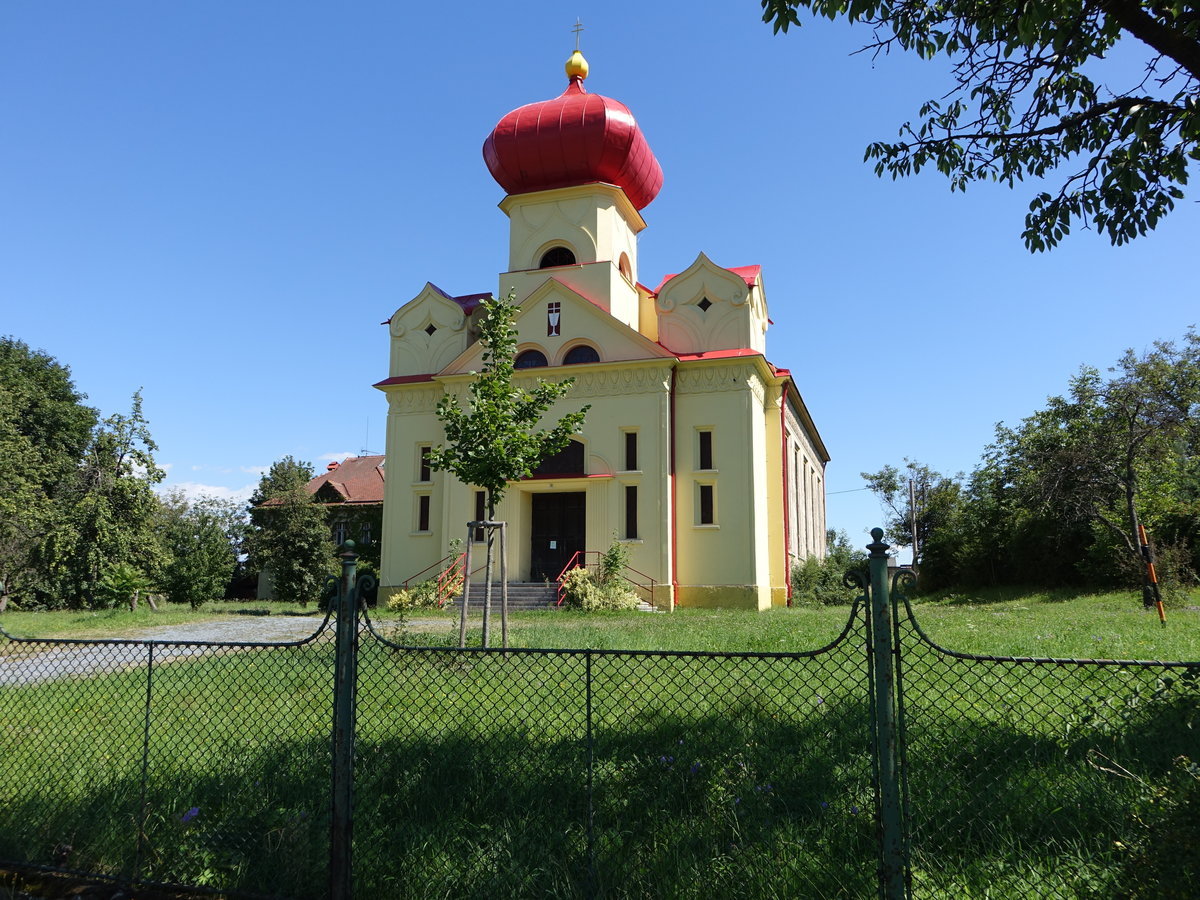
[419, 446, 431, 482]
[473, 491, 486, 542]
[333, 522, 347, 545]
[699, 430, 714, 470]
[360, 521, 373, 544]
[699, 484, 715, 525]
[624, 431, 638, 471]
[417, 495, 431, 532]
[624, 485, 638, 539]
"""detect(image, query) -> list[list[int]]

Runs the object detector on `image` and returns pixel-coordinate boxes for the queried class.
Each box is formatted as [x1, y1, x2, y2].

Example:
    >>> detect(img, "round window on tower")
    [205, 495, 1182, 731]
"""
[539, 246, 577, 269]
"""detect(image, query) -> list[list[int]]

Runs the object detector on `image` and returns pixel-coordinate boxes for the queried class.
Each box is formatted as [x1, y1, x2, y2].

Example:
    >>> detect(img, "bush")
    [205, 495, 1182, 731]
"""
[94, 562, 151, 610]
[791, 529, 867, 606]
[559, 543, 640, 611]
[385, 570, 462, 612]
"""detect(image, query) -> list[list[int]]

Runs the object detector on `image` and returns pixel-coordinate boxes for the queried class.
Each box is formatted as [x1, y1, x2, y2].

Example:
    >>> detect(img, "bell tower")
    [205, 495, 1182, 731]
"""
[482, 49, 663, 329]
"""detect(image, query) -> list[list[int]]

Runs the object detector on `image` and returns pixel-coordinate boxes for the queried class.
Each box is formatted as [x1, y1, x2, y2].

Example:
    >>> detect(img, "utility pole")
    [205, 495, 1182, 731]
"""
[909, 477, 919, 574]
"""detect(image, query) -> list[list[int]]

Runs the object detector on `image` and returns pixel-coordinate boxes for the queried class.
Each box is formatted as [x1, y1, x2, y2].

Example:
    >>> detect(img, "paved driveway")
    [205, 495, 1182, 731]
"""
[0, 613, 465, 686]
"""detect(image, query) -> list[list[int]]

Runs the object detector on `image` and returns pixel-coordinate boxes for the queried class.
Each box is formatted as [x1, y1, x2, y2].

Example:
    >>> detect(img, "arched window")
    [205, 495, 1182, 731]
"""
[563, 344, 600, 365]
[515, 349, 548, 369]
[532, 439, 585, 476]
[618, 252, 632, 282]
[539, 246, 576, 268]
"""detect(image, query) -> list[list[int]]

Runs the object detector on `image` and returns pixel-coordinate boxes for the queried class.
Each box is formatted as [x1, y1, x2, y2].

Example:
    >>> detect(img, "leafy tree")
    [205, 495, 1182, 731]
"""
[991, 330, 1200, 595]
[248, 457, 338, 606]
[158, 492, 241, 608]
[861, 459, 963, 571]
[427, 291, 590, 520]
[760, 0, 1200, 250]
[43, 391, 165, 607]
[427, 291, 589, 646]
[0, 337, 97, 610]
[249, 456, 313, 507]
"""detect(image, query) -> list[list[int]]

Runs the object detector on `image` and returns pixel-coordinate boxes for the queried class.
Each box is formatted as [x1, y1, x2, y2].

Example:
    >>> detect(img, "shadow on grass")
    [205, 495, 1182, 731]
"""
[3, 631, 1198, 899]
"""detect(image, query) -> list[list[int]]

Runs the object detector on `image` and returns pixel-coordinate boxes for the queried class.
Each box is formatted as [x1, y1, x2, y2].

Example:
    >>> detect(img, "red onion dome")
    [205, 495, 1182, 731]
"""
[482, 54, 663, 211]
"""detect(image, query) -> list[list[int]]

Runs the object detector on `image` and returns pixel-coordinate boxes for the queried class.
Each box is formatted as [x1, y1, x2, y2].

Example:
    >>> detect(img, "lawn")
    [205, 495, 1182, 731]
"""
[1, 588, 1197, 898]
[4, 586, 1197, 660]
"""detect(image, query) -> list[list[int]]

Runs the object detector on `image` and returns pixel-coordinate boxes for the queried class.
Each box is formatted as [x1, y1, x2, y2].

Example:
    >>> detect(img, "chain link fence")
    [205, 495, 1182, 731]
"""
[2, 546, 1197, 899]
[896, 596, 1200, 898]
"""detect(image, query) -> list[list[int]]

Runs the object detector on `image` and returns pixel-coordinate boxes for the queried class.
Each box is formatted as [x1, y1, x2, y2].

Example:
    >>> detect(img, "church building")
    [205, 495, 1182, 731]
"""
[376, 49, 828, 609]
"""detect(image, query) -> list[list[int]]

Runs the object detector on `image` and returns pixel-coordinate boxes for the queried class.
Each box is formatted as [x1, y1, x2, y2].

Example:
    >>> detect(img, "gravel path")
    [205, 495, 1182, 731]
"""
[0, 615, 448, 686]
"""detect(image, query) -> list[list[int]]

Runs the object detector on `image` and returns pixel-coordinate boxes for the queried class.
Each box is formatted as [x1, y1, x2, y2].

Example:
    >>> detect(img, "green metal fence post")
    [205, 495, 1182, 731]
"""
[867, 527, 907, 899]
[331, 541, 359, 900]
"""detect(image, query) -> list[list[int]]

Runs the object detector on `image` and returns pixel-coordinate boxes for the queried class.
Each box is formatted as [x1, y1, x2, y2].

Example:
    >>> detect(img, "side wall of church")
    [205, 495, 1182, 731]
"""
[783, 393, 828, 565]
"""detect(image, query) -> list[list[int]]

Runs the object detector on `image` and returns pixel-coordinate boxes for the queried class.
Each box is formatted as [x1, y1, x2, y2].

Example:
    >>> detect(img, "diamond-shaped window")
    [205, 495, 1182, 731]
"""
[697, 297, 712, 312]
[424, 323, 438, 336]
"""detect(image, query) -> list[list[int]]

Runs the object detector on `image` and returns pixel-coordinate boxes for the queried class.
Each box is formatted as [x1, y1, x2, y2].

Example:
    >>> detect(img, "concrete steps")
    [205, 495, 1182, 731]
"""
[449, 582, 559, 611]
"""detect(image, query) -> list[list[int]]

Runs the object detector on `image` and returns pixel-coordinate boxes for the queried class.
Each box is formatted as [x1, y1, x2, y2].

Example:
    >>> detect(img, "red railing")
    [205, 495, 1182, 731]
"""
[555, 551, 657, 607]
[402, 552, 468, 608]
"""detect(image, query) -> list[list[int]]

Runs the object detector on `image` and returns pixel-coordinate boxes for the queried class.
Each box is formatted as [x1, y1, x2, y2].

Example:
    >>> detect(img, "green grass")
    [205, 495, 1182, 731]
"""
[2, 592, 1198, 898]
[385, 589, 1200, 661]
[906, 586, 1200, 660]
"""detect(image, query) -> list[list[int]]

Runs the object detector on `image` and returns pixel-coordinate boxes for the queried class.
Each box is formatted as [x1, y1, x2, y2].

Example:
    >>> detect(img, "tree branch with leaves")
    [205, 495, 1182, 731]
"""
[427, 292, 590, 518]
[761, 0, 1199, 250]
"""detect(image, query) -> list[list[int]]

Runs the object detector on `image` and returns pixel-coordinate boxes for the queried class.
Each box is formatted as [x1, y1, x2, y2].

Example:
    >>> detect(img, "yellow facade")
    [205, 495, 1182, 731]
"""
[377, 95, 828, 610]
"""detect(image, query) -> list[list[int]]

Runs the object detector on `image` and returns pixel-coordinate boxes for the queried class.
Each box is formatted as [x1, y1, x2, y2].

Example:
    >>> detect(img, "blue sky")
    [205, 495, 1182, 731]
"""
[3, 2, 1197, 557]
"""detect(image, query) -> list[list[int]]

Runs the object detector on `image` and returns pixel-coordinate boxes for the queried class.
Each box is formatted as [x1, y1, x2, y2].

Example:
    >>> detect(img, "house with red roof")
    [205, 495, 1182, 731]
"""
[306, 455, 385, 560]
[375, 48, 828, 609]
[255, 455, 386, 599]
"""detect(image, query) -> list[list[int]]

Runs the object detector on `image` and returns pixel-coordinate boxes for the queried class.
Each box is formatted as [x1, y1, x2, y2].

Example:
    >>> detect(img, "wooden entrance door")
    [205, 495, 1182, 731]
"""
[530, 492, 586, 582]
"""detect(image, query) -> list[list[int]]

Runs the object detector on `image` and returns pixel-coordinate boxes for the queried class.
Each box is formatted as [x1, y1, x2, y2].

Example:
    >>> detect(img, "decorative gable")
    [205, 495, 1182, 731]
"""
[654, 253, 769, 356]
[440, 279, 672, 376]
[385, 283, 481, 378]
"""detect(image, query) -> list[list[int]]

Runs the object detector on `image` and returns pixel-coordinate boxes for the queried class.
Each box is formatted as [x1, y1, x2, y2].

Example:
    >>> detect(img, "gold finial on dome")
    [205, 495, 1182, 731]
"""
[566, 20, 588, 80]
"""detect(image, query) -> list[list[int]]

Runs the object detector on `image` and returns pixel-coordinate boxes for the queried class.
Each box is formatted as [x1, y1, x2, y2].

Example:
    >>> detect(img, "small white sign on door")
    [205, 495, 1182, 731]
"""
[549, 540, 557, 549]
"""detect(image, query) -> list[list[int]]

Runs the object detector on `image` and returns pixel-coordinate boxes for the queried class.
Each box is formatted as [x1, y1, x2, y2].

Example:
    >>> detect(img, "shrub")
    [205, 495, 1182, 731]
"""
[94, 562, 151, 610]
[385, 565, 463, 612]
[559, 543, 640, 611]
[791, 529, 867, 606]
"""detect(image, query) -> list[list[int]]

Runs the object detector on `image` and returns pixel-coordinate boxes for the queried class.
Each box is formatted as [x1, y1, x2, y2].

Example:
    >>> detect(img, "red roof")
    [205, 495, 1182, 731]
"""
[483, 76, 663, 211]
[307, 455, 385, 504]
[373, 374, 435, 387]
[651, 264, 761, 296]
[673, 348, 764, 361]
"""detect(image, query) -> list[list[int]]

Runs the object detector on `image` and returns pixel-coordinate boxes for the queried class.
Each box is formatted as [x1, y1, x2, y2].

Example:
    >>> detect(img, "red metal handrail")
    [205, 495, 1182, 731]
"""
[434, 552, 468, 608]
[402, 554, 454, 589]
[555, 550, 588, 606]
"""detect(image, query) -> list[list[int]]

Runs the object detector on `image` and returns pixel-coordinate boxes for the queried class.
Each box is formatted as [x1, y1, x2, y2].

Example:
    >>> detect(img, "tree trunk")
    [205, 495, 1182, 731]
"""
[146, 593, 159, 611]
[1121, 459, 1154, 607]
[129, 589, 138, 612]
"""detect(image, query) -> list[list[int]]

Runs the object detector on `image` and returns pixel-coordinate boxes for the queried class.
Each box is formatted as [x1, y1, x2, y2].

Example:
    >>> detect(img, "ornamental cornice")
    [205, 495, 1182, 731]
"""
[387, 385, 442, 414]
[544, 366, 672, 398]
[675, 363, 762, 395]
